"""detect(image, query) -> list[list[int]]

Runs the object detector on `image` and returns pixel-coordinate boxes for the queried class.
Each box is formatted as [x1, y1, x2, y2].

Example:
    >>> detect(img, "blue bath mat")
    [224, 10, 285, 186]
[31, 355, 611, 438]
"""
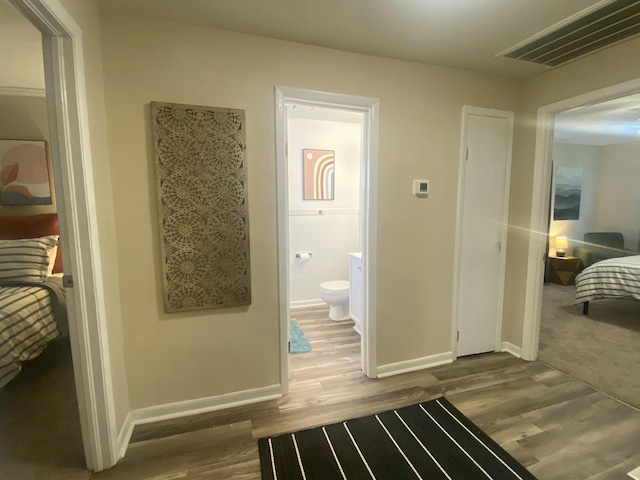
[290, 319, 312, 354]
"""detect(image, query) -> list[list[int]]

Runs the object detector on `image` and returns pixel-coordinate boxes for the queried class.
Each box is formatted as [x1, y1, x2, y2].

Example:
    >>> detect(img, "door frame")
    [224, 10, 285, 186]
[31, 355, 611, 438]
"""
[452, 106, 514, 358]
[275, 86, 379, 392]
[11, 0, 119, 471]
[521, 77, 640, 361]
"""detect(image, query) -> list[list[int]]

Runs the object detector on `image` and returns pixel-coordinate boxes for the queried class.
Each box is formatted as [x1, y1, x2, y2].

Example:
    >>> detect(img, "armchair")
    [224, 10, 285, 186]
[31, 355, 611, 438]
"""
[573, 232, 636, 269]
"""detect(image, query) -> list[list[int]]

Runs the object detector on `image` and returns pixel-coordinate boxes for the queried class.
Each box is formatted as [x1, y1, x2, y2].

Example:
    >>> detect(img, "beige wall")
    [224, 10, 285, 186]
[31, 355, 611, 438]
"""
[502, 36, 640, 347]
[99, 12, 522, 409]
[0, 94, 56, 215]
[57, 0, 130, 430]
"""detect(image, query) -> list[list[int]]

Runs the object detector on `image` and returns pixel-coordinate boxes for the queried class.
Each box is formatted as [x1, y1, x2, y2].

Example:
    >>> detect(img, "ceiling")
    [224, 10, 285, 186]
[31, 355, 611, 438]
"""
[93, 0, 611, 79]
[3, 0, 640, 146]
[555, 93, 640, 146]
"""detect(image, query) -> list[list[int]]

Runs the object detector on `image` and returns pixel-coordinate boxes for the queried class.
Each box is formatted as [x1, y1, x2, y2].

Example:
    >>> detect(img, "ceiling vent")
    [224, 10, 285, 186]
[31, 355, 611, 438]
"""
[499, 0, 640, 67]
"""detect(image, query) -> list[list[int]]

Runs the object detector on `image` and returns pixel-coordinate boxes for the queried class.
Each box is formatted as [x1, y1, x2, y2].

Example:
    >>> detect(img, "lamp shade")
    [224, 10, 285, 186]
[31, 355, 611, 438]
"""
[555, 236, 568, 249]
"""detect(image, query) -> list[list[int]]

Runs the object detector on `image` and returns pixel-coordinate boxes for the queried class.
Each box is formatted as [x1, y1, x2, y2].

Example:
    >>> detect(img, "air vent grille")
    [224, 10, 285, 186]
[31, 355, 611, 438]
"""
[502, 0, 640, 67]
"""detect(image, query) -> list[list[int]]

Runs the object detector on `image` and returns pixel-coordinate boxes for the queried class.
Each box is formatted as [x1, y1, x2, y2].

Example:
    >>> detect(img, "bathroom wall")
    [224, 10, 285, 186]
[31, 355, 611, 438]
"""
[288, 107, 363, 306]
[548, 142, 600, 255]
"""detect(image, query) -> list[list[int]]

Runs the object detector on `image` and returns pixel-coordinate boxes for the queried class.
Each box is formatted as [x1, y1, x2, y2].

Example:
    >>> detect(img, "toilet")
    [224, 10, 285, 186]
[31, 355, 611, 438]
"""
[319, 280, 350, 321]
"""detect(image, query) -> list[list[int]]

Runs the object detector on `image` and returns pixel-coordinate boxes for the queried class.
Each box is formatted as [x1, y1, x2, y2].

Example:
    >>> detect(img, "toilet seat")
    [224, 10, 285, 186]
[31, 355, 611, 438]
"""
[319, 280, 350, 292]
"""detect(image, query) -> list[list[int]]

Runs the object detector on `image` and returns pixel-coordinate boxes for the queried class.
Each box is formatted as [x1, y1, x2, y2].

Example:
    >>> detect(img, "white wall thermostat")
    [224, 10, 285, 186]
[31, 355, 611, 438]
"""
[412, 179, 429, 197]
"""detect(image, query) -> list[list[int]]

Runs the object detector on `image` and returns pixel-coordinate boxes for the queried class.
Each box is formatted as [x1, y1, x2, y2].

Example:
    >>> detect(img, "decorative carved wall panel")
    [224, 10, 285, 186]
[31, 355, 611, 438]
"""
[151, 102, 251, 312]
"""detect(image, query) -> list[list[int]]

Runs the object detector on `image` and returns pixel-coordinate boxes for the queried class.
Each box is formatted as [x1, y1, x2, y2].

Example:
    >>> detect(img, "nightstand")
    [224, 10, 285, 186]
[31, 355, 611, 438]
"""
[547, 255, 581, 285]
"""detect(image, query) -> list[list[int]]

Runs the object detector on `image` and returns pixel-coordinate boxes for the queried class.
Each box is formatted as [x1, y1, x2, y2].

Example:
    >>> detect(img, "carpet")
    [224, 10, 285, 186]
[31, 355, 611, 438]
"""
[289, 319, 311, 354]
[539, 283, 640, 409]
[258, 397, 536, 479]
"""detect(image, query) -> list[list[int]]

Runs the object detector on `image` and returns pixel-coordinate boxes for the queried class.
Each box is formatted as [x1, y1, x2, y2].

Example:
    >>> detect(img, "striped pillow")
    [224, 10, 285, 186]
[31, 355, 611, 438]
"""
[0, 236, 59, 283]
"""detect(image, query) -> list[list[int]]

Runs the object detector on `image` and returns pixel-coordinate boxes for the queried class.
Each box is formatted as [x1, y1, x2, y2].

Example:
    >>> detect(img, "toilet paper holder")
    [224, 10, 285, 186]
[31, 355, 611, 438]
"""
[295, 252, 313, 261]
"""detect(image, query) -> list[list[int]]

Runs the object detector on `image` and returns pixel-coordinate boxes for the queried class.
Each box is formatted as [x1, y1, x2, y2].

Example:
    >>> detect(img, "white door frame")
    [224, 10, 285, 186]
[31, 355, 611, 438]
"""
[521, 77, 640, 361]
[452, 106, 514, 358]
[275, 86, 379, 392]
[11, 0, 119, 471]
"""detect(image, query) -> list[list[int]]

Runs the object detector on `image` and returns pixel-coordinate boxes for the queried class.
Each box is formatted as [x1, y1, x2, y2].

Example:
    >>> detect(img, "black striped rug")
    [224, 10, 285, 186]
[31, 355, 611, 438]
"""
[258, 397, 536, 479]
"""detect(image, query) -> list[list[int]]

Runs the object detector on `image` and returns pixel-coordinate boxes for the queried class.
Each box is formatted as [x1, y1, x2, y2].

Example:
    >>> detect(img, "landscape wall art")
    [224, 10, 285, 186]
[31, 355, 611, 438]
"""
[554, 166, 582, 221]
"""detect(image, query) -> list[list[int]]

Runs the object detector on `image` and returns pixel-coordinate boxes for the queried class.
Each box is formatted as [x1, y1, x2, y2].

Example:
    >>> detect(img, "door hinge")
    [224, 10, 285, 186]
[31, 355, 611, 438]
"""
[465, 148, 469, 161]
[288, 341, 291, 353]
[457, 331, 460, 342]
[62, 274, 74, 288]
[285, 142, 288, 158]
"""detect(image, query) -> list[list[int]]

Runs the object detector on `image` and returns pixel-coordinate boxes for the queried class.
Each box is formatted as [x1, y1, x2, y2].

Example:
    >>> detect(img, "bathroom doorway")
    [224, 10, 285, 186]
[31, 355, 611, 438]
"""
[275, 87, 379, 394]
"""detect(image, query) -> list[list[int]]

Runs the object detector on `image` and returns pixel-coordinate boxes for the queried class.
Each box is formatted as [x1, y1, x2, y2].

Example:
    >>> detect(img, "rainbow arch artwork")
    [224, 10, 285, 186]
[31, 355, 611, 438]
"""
[303, 149, 335, 200]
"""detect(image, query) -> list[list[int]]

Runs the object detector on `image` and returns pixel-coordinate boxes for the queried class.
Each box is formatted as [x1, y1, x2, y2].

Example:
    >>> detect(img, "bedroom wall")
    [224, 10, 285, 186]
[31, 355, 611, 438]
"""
[56, 0, 131, 431]
[0, 94, 56, 216]
[99, 11, 522, 409]
[502, 35, 640, 348]
[548, 143, 600, 255]
[594, 140, 640, 251]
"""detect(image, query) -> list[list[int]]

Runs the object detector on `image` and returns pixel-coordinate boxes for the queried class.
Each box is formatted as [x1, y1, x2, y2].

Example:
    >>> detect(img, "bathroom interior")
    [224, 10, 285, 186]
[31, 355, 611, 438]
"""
[287, 102, 365, 364]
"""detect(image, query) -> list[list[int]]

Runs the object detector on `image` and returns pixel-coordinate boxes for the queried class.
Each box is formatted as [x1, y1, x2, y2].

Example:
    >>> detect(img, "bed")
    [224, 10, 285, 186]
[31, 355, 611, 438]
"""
[574, 255, 640, 314]
[0, 214, 67, 388]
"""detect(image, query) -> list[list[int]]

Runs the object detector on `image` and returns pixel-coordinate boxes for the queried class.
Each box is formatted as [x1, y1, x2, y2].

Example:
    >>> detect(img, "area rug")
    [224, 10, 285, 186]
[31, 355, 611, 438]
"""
[258, 397, 536, 479]
[289, 319, 311, 354]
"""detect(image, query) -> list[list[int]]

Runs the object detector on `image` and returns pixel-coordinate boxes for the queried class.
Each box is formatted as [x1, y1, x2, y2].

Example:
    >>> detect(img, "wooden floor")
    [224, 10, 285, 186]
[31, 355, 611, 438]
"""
[94, 305, 640, 479]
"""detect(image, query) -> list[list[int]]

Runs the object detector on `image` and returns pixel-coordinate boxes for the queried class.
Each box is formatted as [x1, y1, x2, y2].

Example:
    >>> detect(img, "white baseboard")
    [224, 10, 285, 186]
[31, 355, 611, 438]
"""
[117, 412, 135, 460]
[290, 299, 325, 308]
[118, 384, 282, 457]
[501, 342, 522, 358]
[376, 351, 455, 378]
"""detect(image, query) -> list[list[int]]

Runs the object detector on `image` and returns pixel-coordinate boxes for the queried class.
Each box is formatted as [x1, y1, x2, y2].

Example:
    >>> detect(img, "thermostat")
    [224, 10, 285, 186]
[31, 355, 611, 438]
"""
[412, 179, 429, 197]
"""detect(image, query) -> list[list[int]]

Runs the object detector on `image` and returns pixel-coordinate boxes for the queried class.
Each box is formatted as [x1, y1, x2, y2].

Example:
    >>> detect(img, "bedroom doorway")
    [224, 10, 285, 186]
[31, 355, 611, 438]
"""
[275, 87, 379, 393]
[11, 0, 119, 471]
[522, 77, 640, 363]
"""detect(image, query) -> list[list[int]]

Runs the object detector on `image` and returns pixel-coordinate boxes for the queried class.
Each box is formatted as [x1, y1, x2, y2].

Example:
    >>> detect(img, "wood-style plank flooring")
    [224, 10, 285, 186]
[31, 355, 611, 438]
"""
[93, 305, 640, 479]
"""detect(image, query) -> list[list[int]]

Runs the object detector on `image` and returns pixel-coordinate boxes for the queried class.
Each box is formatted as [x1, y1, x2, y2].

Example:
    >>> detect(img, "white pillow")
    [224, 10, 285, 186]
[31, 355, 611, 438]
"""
[46, 236, 59, 276]
[0, 235, 59, 283]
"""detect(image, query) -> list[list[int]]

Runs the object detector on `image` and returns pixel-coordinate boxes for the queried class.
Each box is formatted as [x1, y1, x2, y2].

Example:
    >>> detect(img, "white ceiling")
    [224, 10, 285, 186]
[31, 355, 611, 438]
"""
[4, 0, 640, 145]
[555, 94, 640, 146]
[93, 0, 609, 79]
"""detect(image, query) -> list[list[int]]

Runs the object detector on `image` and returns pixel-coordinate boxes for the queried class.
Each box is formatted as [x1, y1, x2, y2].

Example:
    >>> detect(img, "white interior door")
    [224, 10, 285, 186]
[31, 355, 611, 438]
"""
[456, 108, 513, 357]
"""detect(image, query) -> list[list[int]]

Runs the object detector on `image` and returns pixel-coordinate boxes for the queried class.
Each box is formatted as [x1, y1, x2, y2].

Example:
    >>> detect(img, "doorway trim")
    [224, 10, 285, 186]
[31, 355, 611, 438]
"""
[11, 0, 119, 471]
[452, 106, 514, 358]
[521, 77, 640, 361]
[275, 86, 379, 393]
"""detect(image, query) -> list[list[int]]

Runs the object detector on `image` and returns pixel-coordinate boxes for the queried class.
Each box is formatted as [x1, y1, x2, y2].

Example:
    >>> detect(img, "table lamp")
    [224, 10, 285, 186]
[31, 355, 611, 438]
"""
[555, 236, 568, 257]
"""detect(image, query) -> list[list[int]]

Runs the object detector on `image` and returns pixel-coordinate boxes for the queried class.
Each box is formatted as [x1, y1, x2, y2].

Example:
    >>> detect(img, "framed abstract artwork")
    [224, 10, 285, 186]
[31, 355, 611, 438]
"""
[303, 149, 335, 200]
[554, 166, 582, 220]
[0, 139, 52, 206]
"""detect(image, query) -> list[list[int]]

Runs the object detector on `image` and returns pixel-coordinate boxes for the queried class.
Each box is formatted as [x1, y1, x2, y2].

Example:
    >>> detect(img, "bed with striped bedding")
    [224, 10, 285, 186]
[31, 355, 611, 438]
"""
[575, 255, 640, 314]
[0, 278, 66, 388]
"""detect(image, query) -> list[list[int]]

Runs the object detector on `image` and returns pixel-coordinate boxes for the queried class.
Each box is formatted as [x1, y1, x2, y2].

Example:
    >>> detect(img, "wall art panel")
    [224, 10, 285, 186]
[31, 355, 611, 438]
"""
[151, 102, 251, 312]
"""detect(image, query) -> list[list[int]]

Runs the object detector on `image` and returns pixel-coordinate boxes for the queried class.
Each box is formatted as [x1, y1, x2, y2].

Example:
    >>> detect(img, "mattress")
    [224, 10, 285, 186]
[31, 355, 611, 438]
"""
[0, 278, 66, 388]
[575, 255, 640, 304]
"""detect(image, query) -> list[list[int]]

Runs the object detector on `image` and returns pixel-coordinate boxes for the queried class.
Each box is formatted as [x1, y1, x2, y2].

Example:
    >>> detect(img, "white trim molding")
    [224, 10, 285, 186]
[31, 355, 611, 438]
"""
[290, 299, 325, 308]
[117, 385, 282, 457]
[500, 342, 522, 358]
[522, 77, 640, 361]
[376, 352, 454, 378]
[11, 0, 119, 471]
[0, 86, 46, 97]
